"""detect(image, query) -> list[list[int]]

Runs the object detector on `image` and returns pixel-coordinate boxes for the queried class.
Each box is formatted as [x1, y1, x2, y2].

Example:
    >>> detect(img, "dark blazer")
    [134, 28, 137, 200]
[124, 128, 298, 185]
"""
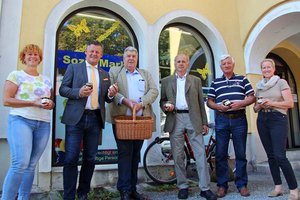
[59, 62, 113, 128]
[160, 74, 208, 134]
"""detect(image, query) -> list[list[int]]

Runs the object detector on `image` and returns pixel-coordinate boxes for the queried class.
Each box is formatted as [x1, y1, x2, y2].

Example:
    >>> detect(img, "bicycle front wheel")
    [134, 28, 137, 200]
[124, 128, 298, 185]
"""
[143, 137, 189, 184]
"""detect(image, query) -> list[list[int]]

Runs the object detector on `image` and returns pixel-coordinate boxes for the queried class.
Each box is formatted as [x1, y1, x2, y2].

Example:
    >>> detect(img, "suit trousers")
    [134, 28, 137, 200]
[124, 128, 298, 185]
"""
[169, 113, 210, 191]
[63, 111, 101, 200]
[112, 124, 144, 192]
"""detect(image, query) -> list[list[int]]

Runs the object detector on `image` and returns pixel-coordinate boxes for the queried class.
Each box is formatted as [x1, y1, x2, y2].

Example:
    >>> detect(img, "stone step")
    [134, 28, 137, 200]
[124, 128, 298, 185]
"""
[286, 149, 300, 160]
[254, 160, 300, 174]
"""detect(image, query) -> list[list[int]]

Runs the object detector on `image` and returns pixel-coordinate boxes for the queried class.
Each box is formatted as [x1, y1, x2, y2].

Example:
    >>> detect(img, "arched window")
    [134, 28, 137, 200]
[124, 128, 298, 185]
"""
[159, 24, 214, 91]
[53, 8, 137, 166]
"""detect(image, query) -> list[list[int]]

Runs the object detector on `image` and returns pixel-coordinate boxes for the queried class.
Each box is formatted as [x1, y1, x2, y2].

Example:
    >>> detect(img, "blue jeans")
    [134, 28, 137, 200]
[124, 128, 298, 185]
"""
[257, 111, 298, 190]
[63, 111, 101, 200]
[112, 125, 144, 193]
[2, 115, 50, 200]
[215, 114, 248, 189]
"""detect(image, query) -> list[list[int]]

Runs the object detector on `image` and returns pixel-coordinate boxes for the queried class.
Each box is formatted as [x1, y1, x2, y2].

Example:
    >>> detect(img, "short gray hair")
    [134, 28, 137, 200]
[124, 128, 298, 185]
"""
[220, 54, 235, 66]
[123, 46, 138, 57]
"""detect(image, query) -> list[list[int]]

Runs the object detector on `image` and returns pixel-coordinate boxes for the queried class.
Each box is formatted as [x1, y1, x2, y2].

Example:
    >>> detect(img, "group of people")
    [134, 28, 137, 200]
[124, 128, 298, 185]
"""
[1, 41, 299, 200]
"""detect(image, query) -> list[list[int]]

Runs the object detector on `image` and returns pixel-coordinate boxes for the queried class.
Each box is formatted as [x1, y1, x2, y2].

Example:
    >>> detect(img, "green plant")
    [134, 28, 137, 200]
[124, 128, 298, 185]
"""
[87, 187, 119, 200]
[145, 183, 177, 192]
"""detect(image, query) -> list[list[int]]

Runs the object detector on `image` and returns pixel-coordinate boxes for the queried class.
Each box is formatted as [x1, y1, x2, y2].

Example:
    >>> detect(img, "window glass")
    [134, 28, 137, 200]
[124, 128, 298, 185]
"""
[159, 25, 214, 90]
[54, 9, 137, 166]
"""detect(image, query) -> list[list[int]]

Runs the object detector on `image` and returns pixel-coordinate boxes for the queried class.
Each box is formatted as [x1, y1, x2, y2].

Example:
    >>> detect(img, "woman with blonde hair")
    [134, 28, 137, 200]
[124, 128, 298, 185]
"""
[2, 44, 54, 200]
[254, 58, 299, 200]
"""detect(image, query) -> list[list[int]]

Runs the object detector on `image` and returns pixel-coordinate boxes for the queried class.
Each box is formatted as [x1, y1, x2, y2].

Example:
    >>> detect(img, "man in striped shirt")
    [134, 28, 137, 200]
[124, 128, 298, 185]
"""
[207, 55, 255, 198]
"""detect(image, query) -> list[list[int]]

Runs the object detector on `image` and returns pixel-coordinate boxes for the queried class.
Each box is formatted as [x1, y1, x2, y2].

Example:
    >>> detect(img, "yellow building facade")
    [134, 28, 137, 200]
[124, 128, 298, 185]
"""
[1, 0, 300, 191]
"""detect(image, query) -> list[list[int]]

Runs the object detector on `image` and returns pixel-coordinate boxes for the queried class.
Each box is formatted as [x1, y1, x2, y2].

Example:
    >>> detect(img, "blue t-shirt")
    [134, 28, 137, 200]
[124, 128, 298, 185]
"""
[208, 74, 254, 106]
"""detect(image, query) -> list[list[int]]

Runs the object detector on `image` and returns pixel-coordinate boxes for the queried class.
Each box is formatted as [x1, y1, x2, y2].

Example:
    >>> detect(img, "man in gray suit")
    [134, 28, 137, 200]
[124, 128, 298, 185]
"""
[59, 41, 117, 200]
[160, 54, 217, 200]
[107, 46, 158, 200]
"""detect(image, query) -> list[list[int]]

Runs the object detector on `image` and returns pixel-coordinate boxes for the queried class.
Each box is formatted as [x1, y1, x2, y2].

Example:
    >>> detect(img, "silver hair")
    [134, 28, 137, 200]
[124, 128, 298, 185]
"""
[220, 54, 235, 66]
[123, 46, 138, 57]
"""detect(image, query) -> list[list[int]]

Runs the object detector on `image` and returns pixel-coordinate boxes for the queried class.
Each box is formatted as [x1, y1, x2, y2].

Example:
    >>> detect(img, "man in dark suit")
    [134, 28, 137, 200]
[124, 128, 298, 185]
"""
[59, 41, 117, 200]
[107, 46, 158, 200]
[160, 54, 217, 200]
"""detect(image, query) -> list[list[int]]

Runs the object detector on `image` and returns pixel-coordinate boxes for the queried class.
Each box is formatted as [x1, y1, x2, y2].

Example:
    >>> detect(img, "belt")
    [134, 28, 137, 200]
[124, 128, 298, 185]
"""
[84, 109, 99, 114]
[260, 109, 277, 112]
[175, 109, 189, 114]
[217, 110, 245, 119]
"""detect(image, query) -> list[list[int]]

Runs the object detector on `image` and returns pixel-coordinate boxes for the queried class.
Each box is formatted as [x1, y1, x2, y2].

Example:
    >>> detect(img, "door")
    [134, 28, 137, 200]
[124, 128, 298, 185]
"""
[267, 53, 300, 148]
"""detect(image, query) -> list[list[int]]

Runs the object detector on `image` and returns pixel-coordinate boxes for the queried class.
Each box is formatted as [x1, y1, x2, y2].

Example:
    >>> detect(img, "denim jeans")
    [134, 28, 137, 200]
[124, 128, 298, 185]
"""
[63, 111, 101, 200]
[112, 124, 144, 193]
[2, 115, 50, 200]
[215, 114, 248, 189]
[257, 111, 298, 190]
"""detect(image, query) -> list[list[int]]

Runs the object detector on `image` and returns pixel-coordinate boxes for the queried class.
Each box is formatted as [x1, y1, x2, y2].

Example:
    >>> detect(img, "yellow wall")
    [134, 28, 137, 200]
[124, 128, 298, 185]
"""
[129, 0, 246, 71]
[19, 0, 298, 93]
[20, 0, 287, 75]
[18, 0, 60, 71]
[20, 0, 298, 91]
[236, 0, 284, 47]
[246, 73, 262, 133]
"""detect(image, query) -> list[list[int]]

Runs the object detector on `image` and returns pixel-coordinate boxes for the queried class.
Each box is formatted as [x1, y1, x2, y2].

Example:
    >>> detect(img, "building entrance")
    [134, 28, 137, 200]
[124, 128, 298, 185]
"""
[268, 53, 300, 148]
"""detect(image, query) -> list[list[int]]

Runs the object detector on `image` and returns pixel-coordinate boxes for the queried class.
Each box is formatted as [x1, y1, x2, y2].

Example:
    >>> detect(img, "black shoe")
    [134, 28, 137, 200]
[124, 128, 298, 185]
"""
[178, 188, 188, 199]
[120, 191, 130, 200]
[130, 190, 150, 200]
[200, 189, 218, 200]
[77, 193, 88, 200]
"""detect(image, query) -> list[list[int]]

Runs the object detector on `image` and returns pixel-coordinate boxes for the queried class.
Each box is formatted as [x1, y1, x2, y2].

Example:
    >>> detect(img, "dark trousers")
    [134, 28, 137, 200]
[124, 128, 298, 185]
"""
[257, 111, 298, 190]
[215, 114, 248, 189]
[63, 111, 101, 200]
[112, 124, 144, 192]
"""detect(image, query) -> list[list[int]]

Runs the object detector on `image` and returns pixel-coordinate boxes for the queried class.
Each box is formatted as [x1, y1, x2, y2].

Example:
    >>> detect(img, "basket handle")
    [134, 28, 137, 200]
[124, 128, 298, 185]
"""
[132, 104, 136, 121]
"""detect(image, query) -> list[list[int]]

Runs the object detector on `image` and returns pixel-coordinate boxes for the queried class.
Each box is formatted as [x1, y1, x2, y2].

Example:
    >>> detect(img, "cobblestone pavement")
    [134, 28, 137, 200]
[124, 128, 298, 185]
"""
[1, 168, 300, 199]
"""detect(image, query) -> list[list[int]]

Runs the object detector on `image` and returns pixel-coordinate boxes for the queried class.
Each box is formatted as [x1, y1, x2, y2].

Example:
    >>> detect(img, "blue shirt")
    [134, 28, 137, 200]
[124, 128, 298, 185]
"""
[208, 74, 254, 106]
[124, 69, 145, 116]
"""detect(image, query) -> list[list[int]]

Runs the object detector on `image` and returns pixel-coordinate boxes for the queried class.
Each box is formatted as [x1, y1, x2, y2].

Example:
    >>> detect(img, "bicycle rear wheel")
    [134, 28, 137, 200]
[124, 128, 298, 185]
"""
[143, 137, 189, 184]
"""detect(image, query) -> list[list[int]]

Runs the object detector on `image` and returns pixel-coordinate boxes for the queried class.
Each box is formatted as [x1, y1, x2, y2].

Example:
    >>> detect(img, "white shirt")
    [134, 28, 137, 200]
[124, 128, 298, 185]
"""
[175, 73, 189, 110]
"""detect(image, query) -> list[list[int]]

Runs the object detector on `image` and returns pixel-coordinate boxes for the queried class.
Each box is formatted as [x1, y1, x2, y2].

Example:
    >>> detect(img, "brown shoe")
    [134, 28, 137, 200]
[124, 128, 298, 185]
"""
[239, 187, 250, 197]
[217, 187, 227, 198]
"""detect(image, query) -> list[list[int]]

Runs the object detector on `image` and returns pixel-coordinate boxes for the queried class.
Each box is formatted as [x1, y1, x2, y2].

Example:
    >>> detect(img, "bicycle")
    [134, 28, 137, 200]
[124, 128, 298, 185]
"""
[143, 123, 216, 184]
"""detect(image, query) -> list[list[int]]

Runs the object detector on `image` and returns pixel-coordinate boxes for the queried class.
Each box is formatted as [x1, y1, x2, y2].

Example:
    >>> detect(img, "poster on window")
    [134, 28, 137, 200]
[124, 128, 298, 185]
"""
[54, 50, 123, 166]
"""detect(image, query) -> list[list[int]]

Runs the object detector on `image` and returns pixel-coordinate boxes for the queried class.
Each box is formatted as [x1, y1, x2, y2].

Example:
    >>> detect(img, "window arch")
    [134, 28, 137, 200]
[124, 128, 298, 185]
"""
[53, 7, 137, 166]
[159, 23, 214, 94]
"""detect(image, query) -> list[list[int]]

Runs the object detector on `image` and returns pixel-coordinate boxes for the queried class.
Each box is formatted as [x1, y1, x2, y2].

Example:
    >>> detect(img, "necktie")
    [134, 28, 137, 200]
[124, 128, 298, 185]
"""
[91, 66, 98, 109]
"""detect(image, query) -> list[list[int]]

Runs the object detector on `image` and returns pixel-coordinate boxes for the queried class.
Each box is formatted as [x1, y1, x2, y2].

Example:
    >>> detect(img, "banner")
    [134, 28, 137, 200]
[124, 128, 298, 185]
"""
[57, 50, 123, 71]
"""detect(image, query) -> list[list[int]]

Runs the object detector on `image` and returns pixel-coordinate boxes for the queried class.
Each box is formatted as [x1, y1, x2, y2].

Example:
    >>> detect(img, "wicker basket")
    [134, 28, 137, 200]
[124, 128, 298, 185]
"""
[114, 106, 154, 140]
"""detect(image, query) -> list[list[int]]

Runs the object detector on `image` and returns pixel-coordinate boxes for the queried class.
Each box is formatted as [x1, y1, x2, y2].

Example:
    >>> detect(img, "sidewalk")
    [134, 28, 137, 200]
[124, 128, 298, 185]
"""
[27, 169, 300, 200]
